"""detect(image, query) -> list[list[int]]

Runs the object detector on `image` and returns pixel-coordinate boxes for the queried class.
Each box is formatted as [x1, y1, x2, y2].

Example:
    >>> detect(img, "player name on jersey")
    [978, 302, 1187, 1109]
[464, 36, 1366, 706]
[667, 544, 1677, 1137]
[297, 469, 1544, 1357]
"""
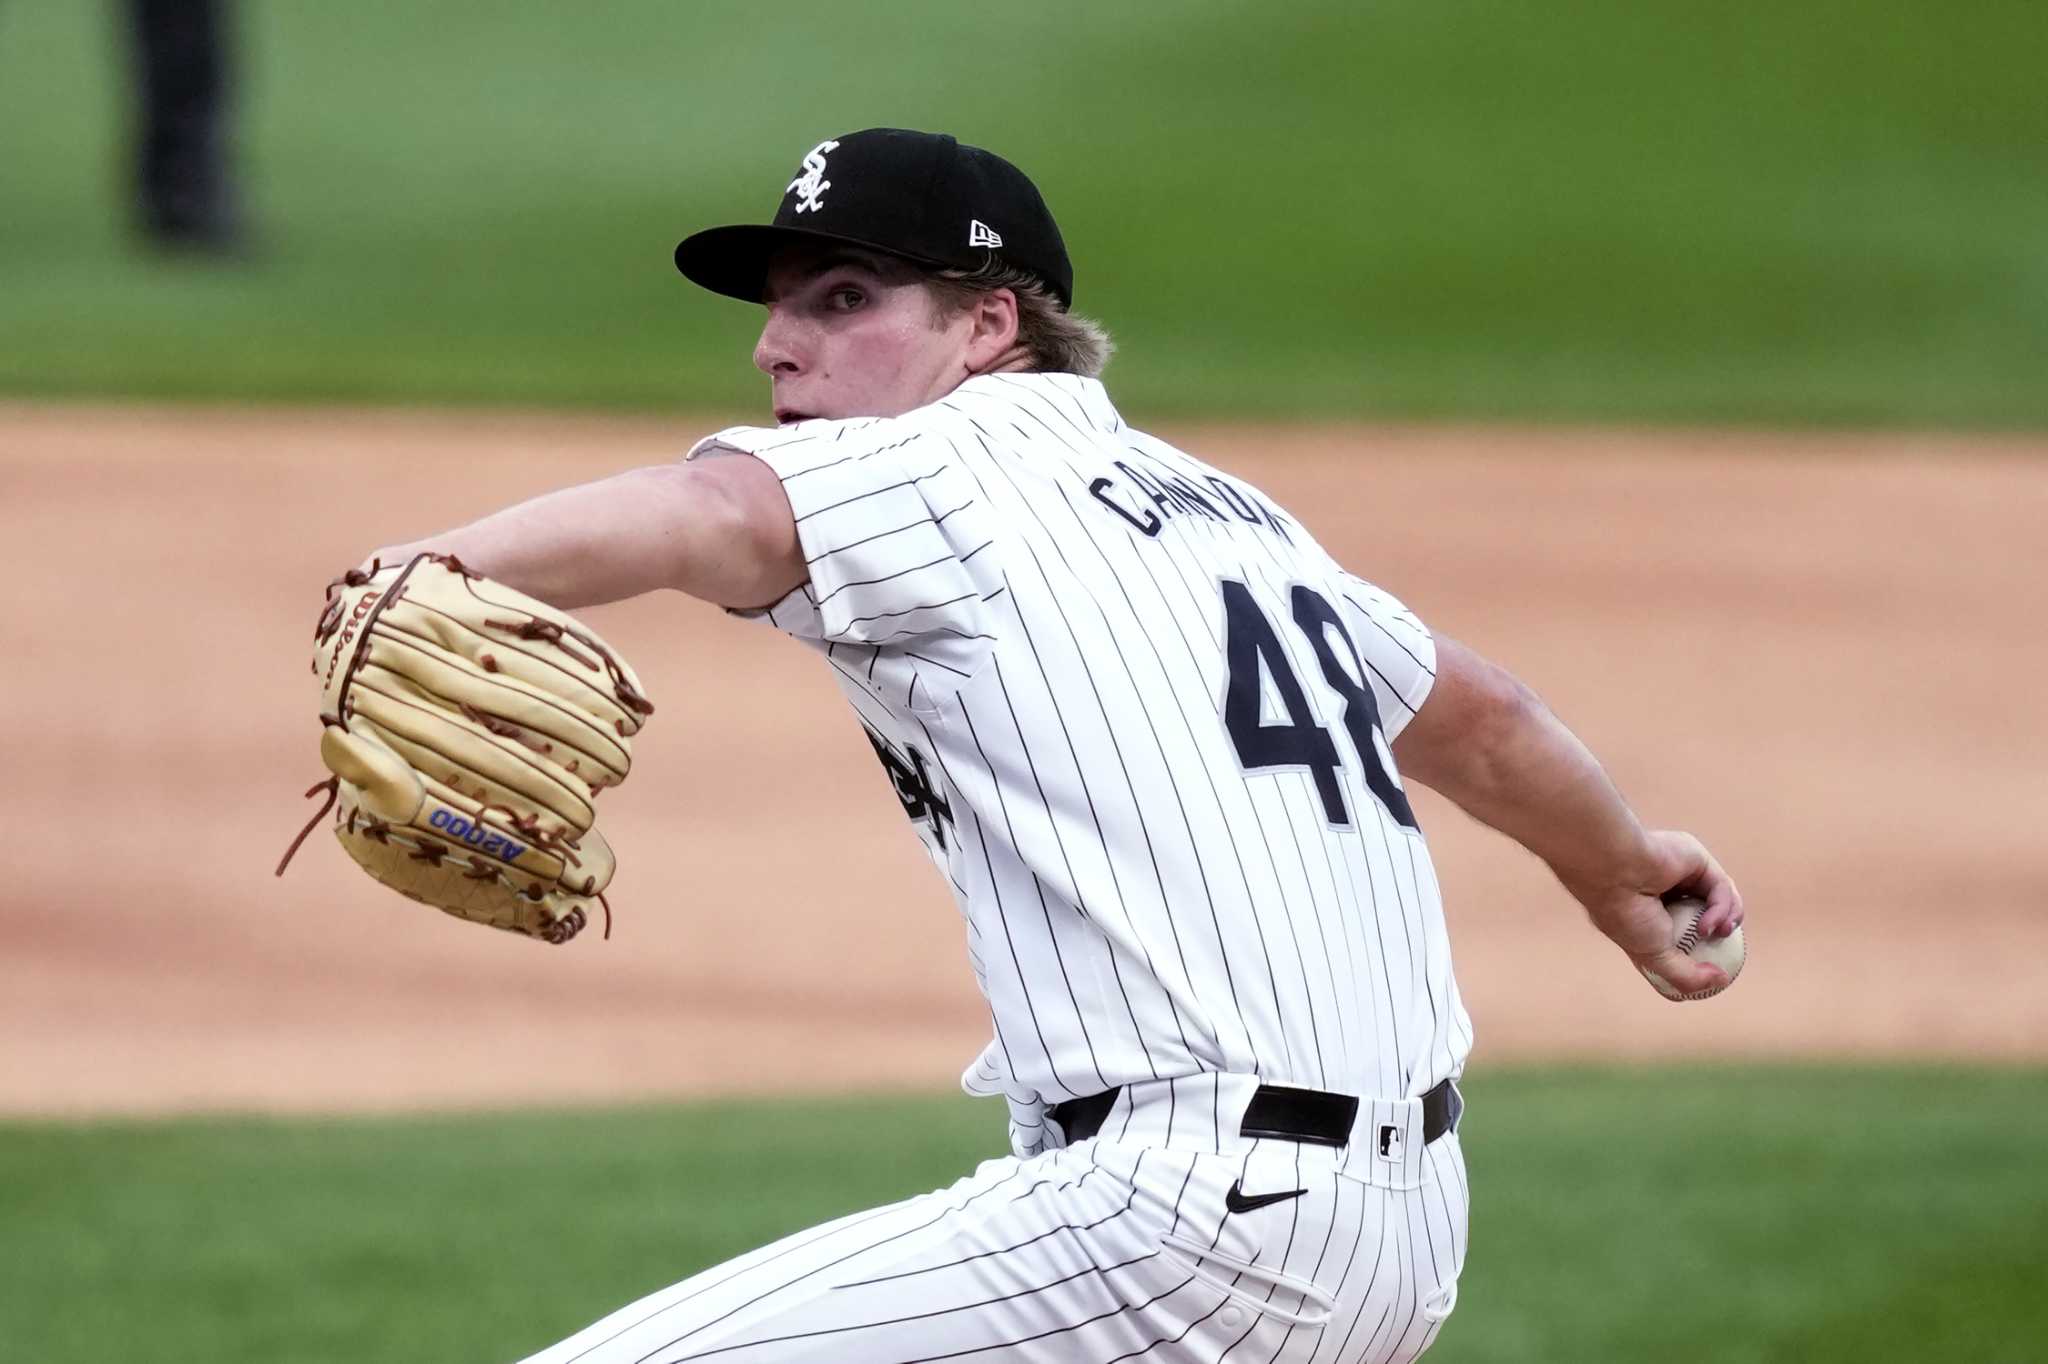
[1087, 457, 1298, 543]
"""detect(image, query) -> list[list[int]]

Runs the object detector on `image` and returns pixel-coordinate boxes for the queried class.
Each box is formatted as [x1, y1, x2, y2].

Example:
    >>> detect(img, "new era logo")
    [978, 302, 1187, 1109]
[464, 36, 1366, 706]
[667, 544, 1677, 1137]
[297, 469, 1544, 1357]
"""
[968, 219, 1003, 249]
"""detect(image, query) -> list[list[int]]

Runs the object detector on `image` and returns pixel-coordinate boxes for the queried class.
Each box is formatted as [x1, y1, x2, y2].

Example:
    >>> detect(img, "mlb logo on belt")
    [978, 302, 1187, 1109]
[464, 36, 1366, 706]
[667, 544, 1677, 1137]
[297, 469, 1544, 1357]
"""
[1377, 1123, 1406, 1163]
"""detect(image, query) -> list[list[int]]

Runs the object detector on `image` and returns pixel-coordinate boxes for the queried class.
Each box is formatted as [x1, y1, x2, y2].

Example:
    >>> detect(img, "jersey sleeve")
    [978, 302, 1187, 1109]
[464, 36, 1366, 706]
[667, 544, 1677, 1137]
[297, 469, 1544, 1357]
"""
[1335, 572, 1437, 742]
[689, 420, 996, 647]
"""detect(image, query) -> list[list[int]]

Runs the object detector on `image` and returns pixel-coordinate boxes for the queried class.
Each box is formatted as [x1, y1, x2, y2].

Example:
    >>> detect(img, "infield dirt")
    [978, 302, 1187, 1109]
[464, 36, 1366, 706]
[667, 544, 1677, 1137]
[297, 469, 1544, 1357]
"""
[4, 405, 2041, 1116]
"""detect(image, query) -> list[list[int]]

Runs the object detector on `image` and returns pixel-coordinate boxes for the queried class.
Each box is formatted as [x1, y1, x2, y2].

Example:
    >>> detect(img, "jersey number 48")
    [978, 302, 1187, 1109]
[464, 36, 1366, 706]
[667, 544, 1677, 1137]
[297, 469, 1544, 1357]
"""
[1220, 579, 1419, 832]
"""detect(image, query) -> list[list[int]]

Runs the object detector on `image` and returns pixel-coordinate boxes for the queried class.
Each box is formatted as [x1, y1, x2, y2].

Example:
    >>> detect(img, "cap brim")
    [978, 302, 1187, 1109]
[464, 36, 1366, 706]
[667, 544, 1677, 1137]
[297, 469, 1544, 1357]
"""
[674, 223, 949, 303]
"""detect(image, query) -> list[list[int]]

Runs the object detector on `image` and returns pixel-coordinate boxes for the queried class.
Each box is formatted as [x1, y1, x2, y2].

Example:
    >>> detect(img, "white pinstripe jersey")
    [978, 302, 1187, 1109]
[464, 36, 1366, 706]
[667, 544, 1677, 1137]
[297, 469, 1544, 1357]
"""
[690, 373, 1472, 1127]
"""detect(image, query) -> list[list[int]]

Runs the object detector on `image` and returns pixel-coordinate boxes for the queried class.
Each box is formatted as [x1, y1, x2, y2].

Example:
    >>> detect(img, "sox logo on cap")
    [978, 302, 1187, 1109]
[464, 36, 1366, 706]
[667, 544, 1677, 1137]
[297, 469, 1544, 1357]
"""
[785, 139, 839, 214]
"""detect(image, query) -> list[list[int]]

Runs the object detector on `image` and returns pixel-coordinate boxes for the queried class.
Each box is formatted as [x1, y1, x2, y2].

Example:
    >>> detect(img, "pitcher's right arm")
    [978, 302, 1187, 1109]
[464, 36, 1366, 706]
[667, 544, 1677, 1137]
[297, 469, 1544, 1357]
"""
[1391, 635, 1744, 996]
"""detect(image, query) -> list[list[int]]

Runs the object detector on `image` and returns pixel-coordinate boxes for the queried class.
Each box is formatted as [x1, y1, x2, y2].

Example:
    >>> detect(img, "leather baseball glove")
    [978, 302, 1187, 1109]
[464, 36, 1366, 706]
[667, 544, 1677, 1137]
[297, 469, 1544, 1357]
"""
[276, 554, 655, 944]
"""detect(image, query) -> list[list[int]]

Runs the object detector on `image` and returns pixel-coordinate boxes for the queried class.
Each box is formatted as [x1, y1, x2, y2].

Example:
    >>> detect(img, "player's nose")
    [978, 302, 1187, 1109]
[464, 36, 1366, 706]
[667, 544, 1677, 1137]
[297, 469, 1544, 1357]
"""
[753, 311, 804, 377]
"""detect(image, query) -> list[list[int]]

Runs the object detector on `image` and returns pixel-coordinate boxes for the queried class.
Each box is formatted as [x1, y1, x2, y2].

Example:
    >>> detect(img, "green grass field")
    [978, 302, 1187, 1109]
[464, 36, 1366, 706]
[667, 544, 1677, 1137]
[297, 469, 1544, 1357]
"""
[4, 1066, 2043, 1363]
[2, 1, 2044, 425]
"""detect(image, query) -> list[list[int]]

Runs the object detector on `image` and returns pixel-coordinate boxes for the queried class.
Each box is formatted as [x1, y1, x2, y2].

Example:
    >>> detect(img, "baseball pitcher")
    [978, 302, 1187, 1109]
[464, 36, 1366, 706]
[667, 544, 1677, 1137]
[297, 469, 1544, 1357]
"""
[350, 128, 1745, 1363]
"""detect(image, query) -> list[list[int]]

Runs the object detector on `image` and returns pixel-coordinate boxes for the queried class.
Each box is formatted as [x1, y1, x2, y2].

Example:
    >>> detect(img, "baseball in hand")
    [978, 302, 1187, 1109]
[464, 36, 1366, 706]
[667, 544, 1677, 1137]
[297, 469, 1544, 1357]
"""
[1641, 895, 1746, 1001]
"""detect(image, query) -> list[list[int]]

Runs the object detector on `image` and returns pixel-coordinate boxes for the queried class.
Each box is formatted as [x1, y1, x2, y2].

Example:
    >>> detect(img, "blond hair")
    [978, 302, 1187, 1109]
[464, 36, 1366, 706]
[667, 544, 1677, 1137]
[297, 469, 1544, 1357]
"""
[926, 260, 1114, 377]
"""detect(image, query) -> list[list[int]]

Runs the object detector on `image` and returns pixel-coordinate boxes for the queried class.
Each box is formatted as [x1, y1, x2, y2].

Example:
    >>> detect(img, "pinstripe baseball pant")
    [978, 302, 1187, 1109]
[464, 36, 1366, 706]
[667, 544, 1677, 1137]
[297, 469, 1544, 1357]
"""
[518, 1074, 1468, 1364]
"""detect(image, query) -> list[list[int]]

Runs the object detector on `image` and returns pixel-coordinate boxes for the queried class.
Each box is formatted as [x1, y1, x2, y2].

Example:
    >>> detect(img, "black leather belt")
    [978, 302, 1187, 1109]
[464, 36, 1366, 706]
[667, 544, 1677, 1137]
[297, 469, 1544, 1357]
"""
[1050, 1077, 1461, 1149]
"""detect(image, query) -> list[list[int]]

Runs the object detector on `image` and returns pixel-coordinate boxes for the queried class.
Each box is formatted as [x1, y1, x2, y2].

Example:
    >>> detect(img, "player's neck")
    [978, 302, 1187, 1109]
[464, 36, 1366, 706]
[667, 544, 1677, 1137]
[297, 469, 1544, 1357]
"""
[966, 347, 1037, 381]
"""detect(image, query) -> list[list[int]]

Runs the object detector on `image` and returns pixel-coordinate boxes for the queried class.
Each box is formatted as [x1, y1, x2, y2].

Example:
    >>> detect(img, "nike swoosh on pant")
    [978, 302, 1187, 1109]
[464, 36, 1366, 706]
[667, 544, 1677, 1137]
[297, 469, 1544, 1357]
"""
[1224, 1179, 1308, 1214]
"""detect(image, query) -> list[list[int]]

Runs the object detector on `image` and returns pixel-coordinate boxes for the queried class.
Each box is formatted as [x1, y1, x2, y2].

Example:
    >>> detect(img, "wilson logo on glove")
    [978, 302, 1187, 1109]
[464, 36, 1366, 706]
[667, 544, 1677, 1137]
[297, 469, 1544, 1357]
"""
[317, 588, 381, 690]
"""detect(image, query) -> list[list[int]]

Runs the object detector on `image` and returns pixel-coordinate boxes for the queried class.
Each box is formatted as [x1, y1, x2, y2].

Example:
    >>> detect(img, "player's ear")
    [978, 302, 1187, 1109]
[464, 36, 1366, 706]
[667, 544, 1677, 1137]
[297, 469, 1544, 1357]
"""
[962, 287, 1021, 370]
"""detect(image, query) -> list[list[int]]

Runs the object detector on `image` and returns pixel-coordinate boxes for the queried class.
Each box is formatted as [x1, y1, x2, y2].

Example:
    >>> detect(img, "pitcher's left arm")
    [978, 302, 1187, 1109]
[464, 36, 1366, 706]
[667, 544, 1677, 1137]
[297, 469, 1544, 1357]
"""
[367, 452, 804, 611]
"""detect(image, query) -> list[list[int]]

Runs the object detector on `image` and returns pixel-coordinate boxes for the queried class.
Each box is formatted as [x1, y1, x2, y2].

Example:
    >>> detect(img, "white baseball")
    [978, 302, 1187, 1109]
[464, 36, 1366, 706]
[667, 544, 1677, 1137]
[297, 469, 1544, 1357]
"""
[1641, 895, 1745, 1001]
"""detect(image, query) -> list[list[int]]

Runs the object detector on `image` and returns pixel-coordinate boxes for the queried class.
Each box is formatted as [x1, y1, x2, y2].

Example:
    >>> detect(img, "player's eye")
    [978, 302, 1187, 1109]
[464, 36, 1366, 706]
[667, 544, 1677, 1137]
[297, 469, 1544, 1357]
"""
[826, 286, 865, 311]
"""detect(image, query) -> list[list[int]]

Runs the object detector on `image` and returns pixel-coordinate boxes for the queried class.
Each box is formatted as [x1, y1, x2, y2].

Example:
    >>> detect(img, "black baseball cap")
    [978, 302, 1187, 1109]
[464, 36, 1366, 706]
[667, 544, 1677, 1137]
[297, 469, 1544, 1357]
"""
[674, 128, 1074, 309]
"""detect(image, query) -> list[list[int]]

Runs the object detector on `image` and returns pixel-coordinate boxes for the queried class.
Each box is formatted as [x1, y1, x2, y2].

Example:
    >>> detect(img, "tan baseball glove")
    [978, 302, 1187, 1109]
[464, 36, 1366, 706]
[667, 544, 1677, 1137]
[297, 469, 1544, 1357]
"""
[276, 554, 655, 944]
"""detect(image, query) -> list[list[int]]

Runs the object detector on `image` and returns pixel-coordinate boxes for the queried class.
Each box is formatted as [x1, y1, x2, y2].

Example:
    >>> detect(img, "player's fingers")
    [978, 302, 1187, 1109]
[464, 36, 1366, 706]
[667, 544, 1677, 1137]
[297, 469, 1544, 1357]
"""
[1652, 831, 1742, 938]
[1698, 877, 1743, 938]
[1638, 948, 1729, 999]
[1688, 857, 1742, 938]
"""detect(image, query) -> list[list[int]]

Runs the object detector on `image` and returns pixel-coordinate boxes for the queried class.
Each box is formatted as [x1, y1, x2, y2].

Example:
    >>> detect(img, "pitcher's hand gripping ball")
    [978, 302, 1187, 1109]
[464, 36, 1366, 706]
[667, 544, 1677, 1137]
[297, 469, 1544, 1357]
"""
[1641, 894, 1747, 1001]
[276, 554, 655, 944]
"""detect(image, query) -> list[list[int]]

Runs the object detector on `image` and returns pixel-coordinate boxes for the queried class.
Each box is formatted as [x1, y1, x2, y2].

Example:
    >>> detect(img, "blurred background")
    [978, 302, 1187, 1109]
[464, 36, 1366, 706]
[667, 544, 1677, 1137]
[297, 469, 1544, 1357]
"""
[3, 2, 2044, 1361]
